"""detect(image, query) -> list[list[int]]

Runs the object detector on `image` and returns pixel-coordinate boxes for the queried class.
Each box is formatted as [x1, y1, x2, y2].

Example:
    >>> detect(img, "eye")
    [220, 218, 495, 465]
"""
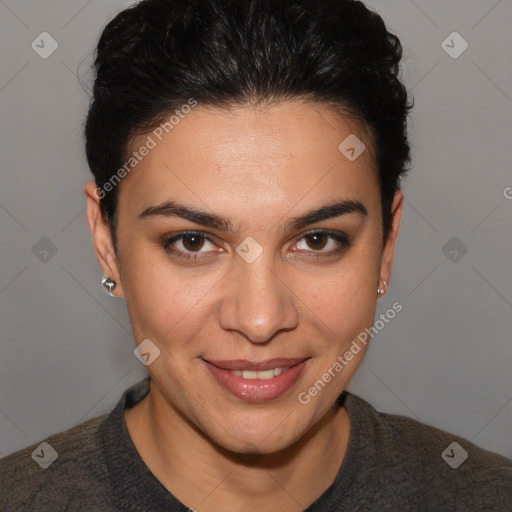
[162, 231, 219, 261]
[291, 230, 351, 256]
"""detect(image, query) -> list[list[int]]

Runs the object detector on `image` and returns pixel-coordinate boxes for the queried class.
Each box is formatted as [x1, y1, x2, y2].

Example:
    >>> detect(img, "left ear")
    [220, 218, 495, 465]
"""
[379, 188, 404, 288]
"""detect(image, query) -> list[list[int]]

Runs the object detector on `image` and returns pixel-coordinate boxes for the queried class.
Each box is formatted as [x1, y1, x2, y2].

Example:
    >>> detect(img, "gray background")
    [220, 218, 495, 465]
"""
[0, 0, 511, 460]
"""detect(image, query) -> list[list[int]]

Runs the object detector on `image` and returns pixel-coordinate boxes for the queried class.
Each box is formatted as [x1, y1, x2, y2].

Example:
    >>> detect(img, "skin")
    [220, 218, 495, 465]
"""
[84, 99, 403, 511]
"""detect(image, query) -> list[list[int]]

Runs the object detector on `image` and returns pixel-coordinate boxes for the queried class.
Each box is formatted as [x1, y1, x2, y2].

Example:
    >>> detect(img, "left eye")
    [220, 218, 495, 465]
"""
[292, 231, 349, 253]
[162, 230, 350, 261]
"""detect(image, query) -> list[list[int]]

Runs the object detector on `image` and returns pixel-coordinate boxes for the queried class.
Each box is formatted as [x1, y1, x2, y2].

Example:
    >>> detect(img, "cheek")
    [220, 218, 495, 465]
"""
[122, 249, 221, 345]
[297, 257, 379, 331]
[303, 282, 378, 369]
[296, 278, 377, 404]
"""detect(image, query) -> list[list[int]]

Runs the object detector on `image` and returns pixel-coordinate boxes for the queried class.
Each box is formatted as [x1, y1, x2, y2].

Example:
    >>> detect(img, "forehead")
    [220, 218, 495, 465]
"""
[118, 100, 379, 220]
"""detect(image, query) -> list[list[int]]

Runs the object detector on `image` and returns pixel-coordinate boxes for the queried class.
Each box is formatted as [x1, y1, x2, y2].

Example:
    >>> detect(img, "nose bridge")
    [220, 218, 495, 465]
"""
[220, 245, 298, 343]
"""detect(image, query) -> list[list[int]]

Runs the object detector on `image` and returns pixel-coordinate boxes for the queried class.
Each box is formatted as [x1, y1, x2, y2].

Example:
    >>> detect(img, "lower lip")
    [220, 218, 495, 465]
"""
[203, 360, 308, 403]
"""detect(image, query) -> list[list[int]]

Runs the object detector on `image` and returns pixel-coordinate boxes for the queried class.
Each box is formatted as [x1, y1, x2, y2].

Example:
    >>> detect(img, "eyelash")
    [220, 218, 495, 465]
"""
[161, 230, 352, 262]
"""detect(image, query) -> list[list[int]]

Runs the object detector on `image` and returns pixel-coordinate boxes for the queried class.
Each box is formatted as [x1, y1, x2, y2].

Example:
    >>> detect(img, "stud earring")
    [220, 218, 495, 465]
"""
[377, 279, 388, 295]
[101, 276, 117, 297]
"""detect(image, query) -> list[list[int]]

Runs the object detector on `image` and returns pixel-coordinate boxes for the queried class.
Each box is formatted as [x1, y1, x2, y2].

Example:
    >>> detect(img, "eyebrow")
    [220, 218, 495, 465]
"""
[138, 198, 368, 233]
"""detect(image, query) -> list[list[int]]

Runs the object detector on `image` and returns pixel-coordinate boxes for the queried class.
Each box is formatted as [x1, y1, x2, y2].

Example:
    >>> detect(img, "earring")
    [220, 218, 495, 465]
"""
[101, 276, 117, 297]
[377, 279, 388, 295]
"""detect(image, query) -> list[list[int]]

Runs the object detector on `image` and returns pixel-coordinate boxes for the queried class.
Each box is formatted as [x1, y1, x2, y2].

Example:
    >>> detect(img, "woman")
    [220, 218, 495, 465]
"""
[1, 0, 511, 510]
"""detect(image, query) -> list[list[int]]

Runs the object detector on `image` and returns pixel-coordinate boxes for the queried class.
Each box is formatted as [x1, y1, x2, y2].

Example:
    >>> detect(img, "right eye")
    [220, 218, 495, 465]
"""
[161, 231, 221, 261]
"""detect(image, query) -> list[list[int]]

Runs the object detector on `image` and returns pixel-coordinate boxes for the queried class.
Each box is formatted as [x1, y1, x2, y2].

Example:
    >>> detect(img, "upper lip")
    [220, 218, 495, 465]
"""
[203, 357, 310, 371]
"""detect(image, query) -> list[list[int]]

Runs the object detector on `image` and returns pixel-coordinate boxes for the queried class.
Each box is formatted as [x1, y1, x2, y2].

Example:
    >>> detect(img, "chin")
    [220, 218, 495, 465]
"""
[202, 408, 312, 457]
[213, 430, 298, 457]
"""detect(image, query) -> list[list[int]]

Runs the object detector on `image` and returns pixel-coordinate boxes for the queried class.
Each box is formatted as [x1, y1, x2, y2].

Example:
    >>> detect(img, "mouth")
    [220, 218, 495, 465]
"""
[202, 357, 310, 403]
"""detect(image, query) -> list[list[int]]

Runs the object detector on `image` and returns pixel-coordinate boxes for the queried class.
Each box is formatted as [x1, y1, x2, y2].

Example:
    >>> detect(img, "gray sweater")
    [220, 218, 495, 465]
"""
[1, 377, 511, 511]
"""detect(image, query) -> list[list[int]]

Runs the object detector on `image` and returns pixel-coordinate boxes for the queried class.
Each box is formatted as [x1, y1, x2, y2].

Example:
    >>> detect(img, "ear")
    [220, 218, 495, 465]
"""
[84, 181, 124, 298]
[378, 188, 404, 295]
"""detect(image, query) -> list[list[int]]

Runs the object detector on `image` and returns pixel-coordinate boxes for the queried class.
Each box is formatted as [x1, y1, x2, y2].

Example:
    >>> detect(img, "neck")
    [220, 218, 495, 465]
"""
[125, 384, 350, 512]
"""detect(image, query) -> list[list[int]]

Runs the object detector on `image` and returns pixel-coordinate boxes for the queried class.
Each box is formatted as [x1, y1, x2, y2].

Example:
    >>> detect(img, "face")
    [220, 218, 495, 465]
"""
[85, 100, 402, 455]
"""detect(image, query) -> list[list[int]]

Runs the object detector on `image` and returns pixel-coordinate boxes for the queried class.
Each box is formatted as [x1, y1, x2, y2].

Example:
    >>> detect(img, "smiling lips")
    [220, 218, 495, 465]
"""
[202, 357, 310, 402]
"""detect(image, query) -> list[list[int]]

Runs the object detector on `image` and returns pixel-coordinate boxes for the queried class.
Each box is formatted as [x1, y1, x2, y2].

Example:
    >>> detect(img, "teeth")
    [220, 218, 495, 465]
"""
[231, 368, 284, 379]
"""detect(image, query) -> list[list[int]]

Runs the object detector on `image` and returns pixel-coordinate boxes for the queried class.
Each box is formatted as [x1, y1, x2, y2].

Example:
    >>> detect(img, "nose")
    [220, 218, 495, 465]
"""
[218, 252, 299, 344]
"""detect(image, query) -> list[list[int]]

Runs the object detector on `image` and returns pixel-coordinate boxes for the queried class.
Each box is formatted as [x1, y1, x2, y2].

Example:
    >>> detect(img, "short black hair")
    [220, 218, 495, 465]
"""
[85, 0, 413, 251]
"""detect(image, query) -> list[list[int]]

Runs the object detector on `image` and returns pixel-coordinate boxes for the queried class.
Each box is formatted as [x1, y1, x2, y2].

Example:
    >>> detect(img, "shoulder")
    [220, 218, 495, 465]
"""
[343, 392, 512, 510]
[0, 413, 113, 511]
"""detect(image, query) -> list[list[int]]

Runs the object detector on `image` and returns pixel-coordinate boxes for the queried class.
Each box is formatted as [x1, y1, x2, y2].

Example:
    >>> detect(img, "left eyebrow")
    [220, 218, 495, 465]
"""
[138, 198, 368, 233]
[284, 199, 368, 231]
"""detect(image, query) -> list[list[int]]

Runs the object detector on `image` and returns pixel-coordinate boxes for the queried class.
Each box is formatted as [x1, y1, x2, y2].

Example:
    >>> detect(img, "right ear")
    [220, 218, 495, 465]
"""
[84, 181, 125, 298]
